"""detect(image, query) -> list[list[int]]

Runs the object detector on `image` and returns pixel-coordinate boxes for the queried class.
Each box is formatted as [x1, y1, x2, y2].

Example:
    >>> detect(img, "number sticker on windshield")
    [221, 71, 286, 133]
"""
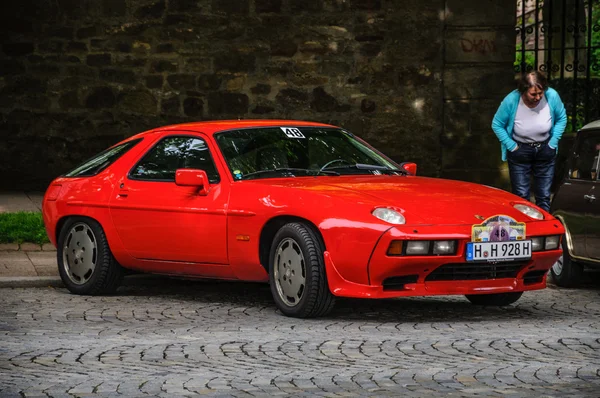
[280, 127, 305, 139]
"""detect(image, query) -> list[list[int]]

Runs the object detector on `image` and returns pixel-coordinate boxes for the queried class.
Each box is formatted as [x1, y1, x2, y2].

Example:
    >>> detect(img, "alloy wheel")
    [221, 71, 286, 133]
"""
[552, 254, 564, 276]
[274, 238, 306, 307]
[62, 222, 98, 285]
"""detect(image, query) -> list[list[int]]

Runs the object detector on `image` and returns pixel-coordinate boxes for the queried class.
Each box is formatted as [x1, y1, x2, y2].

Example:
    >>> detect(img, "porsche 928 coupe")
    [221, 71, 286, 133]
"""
[42, 120, 565, 317]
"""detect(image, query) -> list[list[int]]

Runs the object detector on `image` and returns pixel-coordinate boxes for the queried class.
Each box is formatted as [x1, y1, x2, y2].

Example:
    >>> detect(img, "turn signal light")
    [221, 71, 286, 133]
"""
[387, 240, 403, 256]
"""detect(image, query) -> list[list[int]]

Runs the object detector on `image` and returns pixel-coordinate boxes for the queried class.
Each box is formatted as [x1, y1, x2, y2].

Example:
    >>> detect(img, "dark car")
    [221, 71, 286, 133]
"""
[550, 120, 600, 286]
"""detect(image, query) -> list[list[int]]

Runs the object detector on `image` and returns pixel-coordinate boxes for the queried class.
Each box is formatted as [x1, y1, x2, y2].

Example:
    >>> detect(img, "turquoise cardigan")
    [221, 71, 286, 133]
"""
[491, 87, 567, 161]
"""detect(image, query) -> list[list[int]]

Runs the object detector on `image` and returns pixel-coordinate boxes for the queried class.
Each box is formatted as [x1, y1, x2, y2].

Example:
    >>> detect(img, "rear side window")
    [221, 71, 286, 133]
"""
[64, 139, 142, 177]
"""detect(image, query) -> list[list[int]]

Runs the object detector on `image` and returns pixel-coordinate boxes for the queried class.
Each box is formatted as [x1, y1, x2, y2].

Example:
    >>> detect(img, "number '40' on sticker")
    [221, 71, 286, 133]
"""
[280, 127, 305, 139]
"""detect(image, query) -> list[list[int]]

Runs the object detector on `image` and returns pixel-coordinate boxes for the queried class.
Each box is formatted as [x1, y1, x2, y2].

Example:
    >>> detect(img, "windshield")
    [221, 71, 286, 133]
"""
[214, 127, 402, 180]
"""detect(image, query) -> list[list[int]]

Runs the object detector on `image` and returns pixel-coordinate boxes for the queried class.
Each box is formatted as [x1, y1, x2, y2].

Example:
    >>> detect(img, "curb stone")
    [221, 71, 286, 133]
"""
[0, 243, 19, 251]
[19, 243, 42, 251]
[0, 277, 63, 288]
[42, 243, 56, 251]
[0, 243, 56, 252]
[0, 274, 163, 289]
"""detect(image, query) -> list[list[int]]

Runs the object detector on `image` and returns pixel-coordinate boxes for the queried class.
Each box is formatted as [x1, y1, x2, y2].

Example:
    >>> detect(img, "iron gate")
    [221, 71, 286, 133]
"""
[516, 0, 600, 132]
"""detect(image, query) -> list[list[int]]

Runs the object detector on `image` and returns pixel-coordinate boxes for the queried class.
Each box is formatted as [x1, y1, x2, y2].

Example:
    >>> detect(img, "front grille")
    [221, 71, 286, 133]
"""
[425, 261, 529, 282]
[523, 270, 547, 285]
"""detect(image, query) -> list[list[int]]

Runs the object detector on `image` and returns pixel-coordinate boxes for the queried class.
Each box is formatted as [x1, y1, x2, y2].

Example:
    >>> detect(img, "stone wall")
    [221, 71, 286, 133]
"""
[441, 1, 518, 190]
[0, 0, 515, 190]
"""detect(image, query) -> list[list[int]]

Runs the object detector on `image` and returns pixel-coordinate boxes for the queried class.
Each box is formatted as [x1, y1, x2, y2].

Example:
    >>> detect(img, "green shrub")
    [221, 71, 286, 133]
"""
[0, 212, 50, 244]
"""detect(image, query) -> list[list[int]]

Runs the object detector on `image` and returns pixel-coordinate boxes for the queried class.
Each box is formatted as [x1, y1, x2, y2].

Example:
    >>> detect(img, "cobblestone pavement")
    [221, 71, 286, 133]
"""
[1, 277, 599, 398]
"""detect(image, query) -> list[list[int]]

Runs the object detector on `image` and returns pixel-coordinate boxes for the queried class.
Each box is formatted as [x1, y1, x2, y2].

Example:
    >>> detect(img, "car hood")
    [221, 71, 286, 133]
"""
[252, 175, 532, 225]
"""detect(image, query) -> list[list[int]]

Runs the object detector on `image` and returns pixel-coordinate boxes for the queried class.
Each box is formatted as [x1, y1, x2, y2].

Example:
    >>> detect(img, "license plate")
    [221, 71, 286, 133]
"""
[466, 240, 532, 262]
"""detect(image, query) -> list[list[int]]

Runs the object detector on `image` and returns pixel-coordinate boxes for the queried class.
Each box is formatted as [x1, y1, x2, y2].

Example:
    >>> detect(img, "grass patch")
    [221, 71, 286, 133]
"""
[0, 212, 50, 244]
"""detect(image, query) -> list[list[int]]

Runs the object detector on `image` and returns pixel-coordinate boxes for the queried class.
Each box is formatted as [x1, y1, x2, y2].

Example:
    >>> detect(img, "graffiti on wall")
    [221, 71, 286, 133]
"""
[460, 38, 498, 54]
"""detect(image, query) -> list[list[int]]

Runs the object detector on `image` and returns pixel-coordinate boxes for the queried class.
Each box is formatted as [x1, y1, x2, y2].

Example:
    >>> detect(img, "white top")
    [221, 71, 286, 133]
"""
[513, 96, 552, 144]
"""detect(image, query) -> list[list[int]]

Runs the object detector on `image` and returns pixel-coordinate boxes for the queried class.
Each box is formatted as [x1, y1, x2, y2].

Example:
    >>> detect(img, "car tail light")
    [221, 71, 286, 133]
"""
[46, 184, 62, 201]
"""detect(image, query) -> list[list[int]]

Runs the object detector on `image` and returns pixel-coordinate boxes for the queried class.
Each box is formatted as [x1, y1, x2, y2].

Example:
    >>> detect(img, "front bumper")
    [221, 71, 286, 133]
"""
[325, 222, 564, 299]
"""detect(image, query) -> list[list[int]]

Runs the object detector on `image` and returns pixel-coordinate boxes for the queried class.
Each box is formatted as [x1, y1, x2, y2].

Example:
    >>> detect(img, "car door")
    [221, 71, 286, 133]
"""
[109, 133, 229, 264]
[552, 136, 589, 258]
[553, 130, 600, 260]
[581, 131, 600, 260]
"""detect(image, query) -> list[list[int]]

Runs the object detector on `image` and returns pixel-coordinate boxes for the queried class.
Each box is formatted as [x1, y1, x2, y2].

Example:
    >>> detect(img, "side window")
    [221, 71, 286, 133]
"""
[129, 136, 220, 183]
[571, 132, 600, 181]
[64, 139, 142, 177]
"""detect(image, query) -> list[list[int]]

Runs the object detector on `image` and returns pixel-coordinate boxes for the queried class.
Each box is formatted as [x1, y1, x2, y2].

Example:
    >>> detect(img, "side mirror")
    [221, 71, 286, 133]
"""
[400, 162, 417, 176]
[175, 169, 210, 195]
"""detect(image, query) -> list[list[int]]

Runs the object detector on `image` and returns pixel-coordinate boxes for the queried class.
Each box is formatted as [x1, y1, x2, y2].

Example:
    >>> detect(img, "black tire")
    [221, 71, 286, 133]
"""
[465, 292, 523, 306]
[269, 222, 335, 318]
[57, 217, 124, 295]
[550, 235, 583, 287]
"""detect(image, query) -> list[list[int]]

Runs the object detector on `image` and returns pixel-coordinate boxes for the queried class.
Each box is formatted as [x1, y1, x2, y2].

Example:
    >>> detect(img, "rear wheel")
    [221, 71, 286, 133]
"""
[465, 292, 523, 306]
[269, 222, 335, 318]
[57, 217, 124, 295]
[550, 235, 583, 287]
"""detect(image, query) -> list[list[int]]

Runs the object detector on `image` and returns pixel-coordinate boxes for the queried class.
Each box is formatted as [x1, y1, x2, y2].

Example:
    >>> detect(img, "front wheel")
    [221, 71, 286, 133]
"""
[269, 222, 335, 318]
[465, 292, 523, 306]
[57, 217, 124, 295]
[550, 235, 583, 287]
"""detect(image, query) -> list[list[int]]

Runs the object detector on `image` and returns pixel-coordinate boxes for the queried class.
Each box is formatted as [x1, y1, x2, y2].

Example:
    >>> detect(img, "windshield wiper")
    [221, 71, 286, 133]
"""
[326, 163, 408, 175]
[241, 168, 340, 180]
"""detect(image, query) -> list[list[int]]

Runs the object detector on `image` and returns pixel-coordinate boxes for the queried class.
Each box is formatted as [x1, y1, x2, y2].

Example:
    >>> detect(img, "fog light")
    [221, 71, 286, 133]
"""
[433, 240, 456, 255]
[387, 240, 403, 256]
[545, 235, 560, 250]
[406, 241, 430, 255]
[531, 237, 544, 252]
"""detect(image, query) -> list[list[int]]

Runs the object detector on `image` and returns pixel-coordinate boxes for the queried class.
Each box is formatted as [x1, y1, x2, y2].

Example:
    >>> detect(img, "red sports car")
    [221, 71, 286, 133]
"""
[42, 120, 564, 318]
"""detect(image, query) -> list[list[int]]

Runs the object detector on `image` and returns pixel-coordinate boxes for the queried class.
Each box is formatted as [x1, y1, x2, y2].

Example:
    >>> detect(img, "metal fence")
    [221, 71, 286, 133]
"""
[516, 0, 600, 132]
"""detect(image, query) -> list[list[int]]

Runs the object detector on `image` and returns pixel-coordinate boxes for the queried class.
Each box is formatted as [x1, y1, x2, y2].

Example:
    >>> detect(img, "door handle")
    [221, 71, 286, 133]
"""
[584, 194, 596, 202]
[118, 188, 129, 198]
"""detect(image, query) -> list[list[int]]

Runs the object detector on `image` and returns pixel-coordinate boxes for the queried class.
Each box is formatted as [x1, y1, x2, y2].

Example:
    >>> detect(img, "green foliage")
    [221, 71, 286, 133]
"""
[0, 212, 50, 244]
[592, 1, 600, 77]
[515, 1, 600, 77]
[514, 43, 536, 72]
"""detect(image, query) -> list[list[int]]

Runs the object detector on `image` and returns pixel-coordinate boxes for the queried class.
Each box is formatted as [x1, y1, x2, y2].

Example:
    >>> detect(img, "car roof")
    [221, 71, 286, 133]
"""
[130, 119, 337, 140]
[580, 120, 600, 132]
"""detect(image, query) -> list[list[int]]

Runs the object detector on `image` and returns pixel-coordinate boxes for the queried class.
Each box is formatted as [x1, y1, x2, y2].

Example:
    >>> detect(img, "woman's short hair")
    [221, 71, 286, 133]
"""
[517, 71, 548, 93]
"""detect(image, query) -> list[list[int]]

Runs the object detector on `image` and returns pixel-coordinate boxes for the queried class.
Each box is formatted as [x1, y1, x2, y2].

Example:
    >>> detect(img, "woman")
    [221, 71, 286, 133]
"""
[491, 71, 567, 212]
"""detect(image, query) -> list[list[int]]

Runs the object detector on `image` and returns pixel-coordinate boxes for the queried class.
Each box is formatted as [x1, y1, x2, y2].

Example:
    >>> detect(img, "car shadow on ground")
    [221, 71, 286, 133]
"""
[109, 273, 600, 322]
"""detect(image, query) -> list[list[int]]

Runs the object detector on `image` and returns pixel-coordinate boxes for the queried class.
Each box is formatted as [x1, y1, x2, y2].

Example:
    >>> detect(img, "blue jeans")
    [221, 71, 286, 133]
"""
[506, 142, 556, 212]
